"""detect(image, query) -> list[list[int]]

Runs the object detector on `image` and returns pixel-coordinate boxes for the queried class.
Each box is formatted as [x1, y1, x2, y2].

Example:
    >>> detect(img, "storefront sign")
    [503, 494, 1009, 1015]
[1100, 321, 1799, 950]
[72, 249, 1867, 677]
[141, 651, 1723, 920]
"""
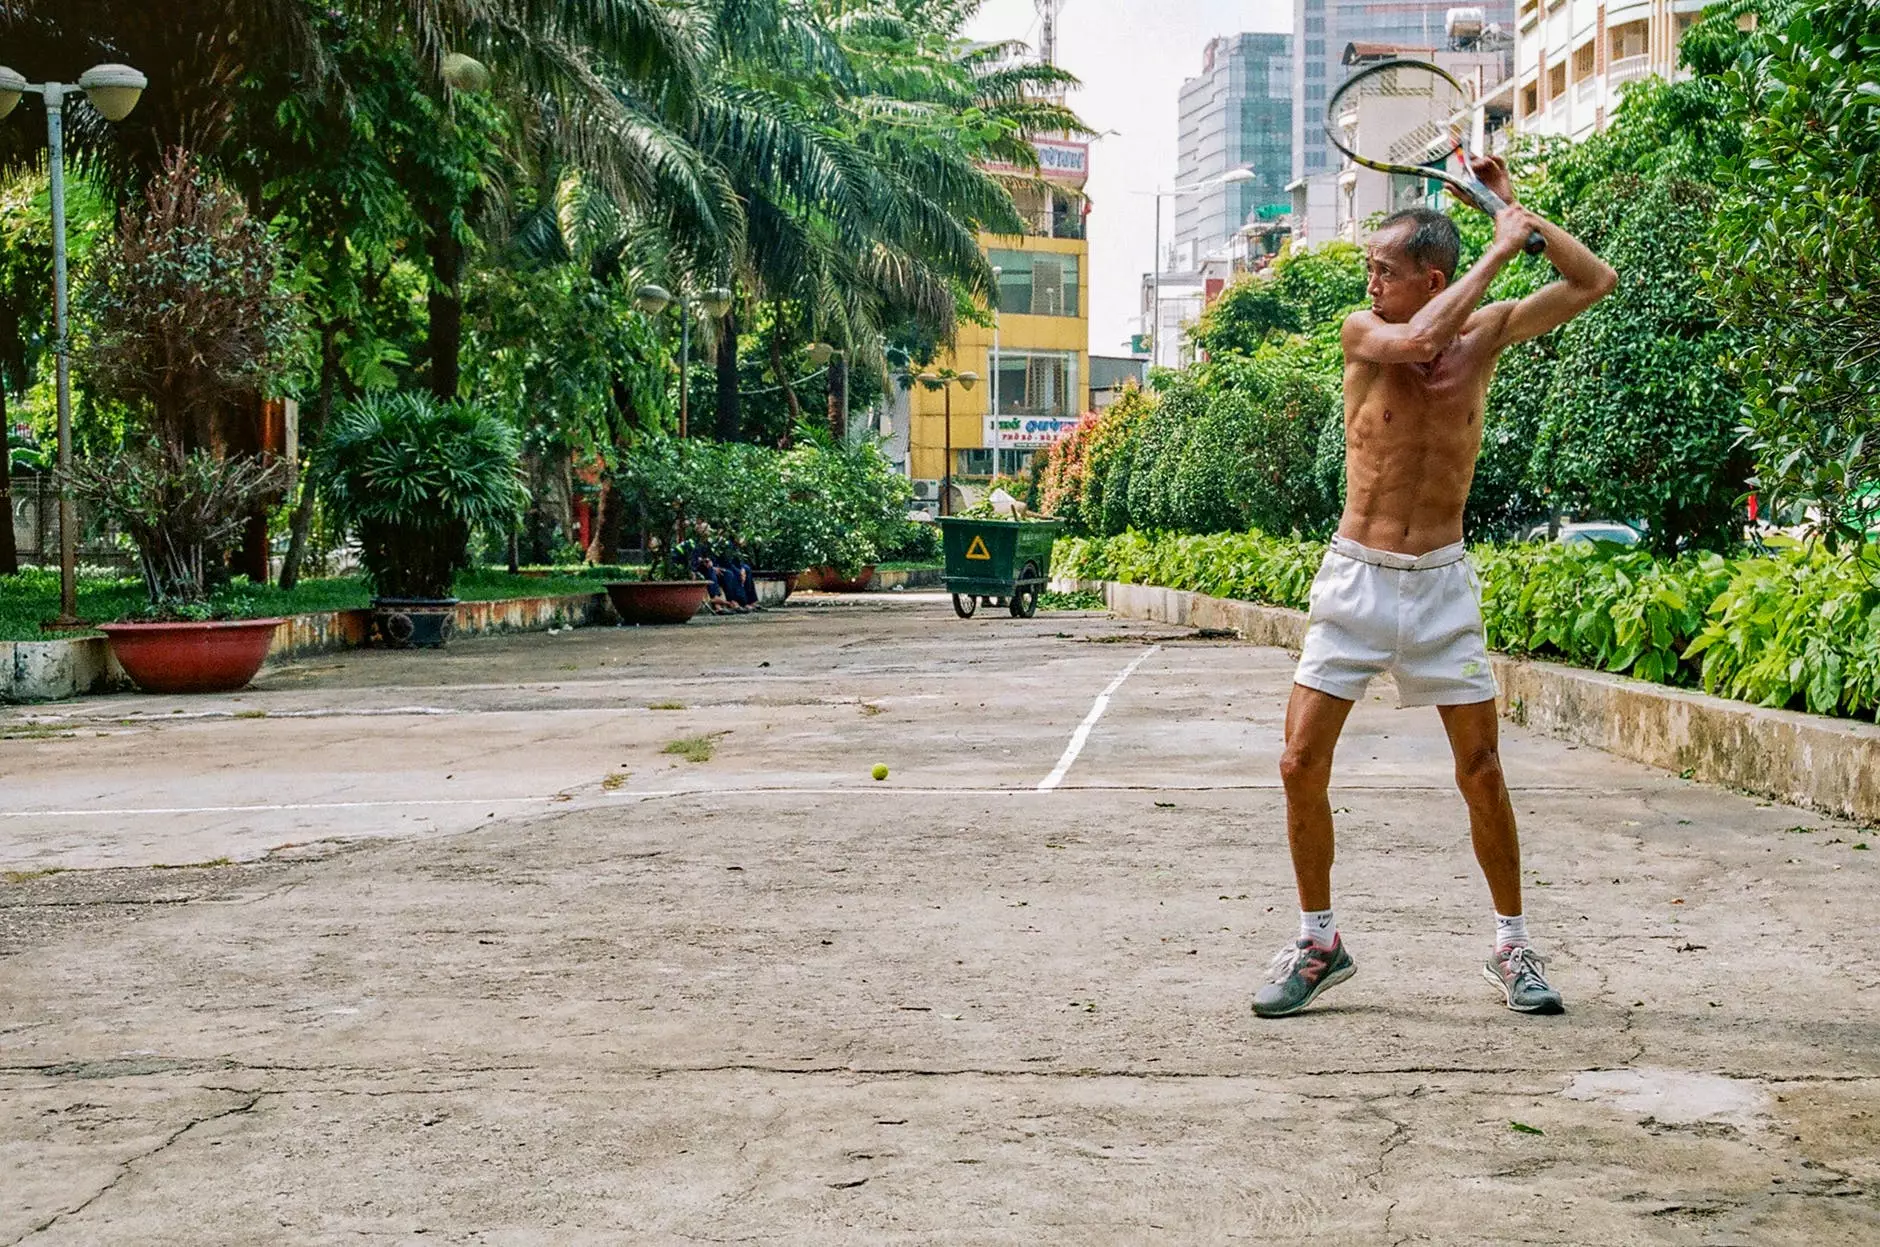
[987, 415, 1080, 448]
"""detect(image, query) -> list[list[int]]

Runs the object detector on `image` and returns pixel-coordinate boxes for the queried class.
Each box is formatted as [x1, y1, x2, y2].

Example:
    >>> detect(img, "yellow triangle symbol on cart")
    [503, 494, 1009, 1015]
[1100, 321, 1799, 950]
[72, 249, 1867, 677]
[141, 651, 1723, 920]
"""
[965, 535, 992, 560]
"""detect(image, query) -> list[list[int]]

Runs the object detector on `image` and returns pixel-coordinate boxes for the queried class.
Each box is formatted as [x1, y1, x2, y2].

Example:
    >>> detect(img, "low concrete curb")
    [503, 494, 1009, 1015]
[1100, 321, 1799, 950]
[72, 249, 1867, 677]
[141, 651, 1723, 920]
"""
[3, 591, 613, 704]
[869, 567, 943, 591]
[1063, 577, 1880, 825]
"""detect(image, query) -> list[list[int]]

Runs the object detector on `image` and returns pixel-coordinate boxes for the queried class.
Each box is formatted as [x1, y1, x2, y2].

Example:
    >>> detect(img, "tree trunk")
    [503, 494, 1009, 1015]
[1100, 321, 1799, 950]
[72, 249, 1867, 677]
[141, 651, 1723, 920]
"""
[715, 305, 741, 442]
[279, 322, 342, 592]
[588, 477, 626, 564]
[0, 382, 17, 575]
[827, 353, 848, 441]
[769, 305, 802, 431]
[426, 226, 464, 402]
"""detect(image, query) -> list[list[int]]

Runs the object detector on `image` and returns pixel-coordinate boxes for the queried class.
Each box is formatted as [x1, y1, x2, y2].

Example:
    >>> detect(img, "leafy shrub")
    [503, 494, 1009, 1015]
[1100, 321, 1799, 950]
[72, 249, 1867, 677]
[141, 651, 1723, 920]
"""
[67, 152, 302, 612]
[318, 392, 530, 599]
[1056, 527, 1880, 721]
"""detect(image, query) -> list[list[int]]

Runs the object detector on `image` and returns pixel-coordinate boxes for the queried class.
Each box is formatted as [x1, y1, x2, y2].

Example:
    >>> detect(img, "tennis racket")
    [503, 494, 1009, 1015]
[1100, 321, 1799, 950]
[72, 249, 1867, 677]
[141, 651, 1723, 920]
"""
[1323, 58, 1545, 255]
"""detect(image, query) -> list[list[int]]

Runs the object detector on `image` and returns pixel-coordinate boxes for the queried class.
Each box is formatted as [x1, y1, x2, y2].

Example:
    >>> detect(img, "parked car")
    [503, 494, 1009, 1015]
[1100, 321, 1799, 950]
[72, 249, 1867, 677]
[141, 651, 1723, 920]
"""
[1519, 520, 1643, 546]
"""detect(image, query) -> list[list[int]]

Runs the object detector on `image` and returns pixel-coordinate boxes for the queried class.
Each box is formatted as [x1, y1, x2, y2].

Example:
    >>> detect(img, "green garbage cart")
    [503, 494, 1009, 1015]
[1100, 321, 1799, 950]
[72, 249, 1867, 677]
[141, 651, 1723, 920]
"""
[937, 516, 1064, 619]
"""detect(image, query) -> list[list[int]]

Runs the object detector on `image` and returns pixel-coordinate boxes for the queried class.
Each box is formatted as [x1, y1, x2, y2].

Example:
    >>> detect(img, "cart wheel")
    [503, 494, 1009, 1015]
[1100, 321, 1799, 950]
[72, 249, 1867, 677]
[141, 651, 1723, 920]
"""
[952, 593, 978, 619]
[1010, 565, 1040, 618]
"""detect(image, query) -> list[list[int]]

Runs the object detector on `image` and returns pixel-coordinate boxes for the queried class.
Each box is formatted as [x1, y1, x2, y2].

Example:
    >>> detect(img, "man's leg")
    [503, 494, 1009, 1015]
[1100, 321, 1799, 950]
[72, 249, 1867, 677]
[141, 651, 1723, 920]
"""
[1437, 699, 1563, 1013]
[1435, 700, 1521, 915]
[1254, 683, 1359, 1018]
[1281, 683, 1357, 912]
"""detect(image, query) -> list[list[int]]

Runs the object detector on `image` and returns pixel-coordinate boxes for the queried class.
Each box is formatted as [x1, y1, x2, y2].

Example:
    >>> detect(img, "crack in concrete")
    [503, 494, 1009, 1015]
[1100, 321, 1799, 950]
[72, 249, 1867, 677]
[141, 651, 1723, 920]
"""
[8, 1093, 265, 1243]
[6, 1059, 1879, 1087]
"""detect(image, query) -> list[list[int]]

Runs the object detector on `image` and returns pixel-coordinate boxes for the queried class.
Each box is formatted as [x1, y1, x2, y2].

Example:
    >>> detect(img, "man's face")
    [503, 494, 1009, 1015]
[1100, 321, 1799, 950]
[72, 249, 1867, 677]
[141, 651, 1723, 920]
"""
[1365, 228, 1447, 324]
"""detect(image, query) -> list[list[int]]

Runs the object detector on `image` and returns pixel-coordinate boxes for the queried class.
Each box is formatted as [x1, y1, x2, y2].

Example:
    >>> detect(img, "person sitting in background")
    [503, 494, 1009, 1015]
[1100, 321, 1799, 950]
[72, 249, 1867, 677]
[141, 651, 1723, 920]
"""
[719, 535, 763, 611]
[679, 521, 755, 614]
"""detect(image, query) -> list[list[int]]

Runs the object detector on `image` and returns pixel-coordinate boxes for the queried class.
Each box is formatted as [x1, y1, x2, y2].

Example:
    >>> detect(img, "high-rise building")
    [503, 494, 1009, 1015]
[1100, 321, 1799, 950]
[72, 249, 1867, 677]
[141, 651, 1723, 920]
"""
[1513, 0, 1703, 140]
[1291, 0, 1518, 182]
[1172, 33, 1294, 259]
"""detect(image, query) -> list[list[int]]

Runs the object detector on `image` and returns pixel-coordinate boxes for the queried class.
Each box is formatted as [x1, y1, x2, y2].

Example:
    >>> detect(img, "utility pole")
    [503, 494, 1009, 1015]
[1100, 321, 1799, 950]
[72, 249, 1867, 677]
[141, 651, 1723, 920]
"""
[1035, 0, 1064, 68]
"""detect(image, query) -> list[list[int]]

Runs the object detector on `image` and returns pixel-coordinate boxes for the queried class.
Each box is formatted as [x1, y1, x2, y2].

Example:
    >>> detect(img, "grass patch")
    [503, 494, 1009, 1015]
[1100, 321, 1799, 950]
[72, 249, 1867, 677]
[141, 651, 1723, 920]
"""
[1039, 589, 1106, 611]
[3, 867, 70, 883]
[859, 702, 884, 716]
[600, 771, 630, 791]
[648, 701, 686, 711]
[151, 857, 235, 870]
[661, 735, 718, 764]
[0, 721, 78, 741]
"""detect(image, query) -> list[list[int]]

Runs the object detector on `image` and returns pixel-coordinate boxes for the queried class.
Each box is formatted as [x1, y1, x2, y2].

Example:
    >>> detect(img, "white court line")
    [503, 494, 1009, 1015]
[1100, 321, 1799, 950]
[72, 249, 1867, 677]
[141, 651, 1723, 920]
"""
[1, 796, 553, 819]
[1036, 644, 1163, 792]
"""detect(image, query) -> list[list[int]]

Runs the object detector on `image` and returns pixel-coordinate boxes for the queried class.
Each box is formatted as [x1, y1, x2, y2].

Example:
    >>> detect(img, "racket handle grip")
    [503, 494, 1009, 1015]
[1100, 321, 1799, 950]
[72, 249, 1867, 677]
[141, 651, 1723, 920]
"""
[1471, 183, 1547, 255]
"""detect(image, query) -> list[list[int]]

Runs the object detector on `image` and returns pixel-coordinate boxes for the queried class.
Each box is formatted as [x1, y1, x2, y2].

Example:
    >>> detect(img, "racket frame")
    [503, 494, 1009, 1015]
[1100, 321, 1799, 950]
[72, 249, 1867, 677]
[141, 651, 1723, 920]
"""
[1322, 57, 1545, 254]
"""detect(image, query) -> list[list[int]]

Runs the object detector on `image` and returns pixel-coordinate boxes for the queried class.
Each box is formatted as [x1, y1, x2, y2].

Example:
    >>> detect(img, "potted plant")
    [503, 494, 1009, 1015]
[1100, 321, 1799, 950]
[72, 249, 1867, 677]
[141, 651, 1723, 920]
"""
[602, 435, 711, 624]
[318, 392, 528, 646]
[67, 152, 298, 693]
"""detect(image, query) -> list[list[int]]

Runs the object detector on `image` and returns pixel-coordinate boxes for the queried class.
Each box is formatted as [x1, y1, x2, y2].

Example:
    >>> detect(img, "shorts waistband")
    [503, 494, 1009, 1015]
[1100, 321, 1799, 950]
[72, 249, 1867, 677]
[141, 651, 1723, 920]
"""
[1329, 535, 1467, 570]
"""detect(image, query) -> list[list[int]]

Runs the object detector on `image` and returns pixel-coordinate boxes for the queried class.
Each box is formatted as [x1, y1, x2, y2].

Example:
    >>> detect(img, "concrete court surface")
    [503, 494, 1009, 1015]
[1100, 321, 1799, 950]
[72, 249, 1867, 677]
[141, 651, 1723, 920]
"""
[1, 594, 1876, 1245]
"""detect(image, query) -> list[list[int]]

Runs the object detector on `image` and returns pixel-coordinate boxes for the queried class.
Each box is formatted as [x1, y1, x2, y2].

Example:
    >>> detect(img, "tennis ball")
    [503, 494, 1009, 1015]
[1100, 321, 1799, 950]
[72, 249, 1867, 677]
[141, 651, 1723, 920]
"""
[871, 764, 889, 782]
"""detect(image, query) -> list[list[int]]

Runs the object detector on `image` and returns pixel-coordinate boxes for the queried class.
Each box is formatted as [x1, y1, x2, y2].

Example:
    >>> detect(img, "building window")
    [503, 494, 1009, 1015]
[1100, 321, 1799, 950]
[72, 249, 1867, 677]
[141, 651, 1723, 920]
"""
[1609, 19, 1647, 61]
[1547, 62, 1566, 101]
[989, 249, 1080, 317]
[1305, 83, 1326, 102]
[1572, 40, 1595, 81]
[1306, 61, 1324, 79]
[1521, 81, 1539, 115]
[1305, 39, 1325, 56]
[1305, 16, 1324, 32]
[957, 449, 994, 476]
[1307, 149, 1328, 170]
[991, 350, 1080, 420]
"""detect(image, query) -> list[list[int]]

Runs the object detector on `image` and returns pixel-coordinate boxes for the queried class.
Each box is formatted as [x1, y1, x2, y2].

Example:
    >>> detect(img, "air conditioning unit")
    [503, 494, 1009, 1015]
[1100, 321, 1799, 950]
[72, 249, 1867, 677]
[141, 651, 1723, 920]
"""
[911, 479, 942, 502]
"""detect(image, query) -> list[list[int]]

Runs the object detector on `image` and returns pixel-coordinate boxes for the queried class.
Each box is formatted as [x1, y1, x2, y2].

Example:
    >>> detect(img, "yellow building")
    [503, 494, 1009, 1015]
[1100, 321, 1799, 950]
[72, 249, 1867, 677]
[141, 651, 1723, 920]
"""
[907, 140, 1091, 495]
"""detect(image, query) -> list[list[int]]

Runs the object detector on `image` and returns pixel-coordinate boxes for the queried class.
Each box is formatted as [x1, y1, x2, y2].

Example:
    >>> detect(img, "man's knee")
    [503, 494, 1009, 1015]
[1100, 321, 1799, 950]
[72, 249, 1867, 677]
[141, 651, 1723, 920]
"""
[1279, 744, 1333, 792]
[1454, 743, 1505, 797]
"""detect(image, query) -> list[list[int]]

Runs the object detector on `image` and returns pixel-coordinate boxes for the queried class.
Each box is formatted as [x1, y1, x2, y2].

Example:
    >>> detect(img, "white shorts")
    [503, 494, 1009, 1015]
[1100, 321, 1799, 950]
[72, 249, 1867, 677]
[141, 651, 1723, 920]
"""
[1293, 536, 1500, 708]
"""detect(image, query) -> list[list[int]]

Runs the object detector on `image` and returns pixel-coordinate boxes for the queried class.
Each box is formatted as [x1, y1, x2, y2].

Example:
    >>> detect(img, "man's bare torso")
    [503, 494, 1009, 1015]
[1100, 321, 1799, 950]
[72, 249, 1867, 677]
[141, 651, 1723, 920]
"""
[1339, 311, 1501, 556]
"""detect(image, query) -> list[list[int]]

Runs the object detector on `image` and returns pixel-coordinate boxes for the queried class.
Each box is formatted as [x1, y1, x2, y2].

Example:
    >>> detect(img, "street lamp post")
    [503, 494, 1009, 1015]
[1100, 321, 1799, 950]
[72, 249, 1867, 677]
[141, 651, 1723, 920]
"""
[1142, 167, 1255, 369]
[0, 62, 148, 625]
[634, 283, 733, 437]
[918, 370, 977, 516]
[990, 265, 1002, 478]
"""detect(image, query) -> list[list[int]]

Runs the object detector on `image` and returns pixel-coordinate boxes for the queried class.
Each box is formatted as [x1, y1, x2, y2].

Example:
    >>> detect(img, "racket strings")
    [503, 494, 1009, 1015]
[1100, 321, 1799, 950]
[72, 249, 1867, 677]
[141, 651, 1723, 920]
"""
[1336, 66, 1474, 170]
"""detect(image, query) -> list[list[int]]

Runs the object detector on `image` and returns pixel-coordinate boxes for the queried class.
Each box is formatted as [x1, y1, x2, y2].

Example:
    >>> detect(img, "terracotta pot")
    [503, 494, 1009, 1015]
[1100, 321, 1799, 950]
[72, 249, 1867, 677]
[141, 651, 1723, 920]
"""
[98, 618, 284, 694]
[793, 566, 827, 592]
[605, 580, 710, 625]
[819, 564, 877, 593]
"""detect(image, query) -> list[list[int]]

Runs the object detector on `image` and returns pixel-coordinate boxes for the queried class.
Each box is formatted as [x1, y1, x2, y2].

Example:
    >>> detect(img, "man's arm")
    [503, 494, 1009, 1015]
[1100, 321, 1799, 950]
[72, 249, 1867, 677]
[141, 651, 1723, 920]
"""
[1476, 213, 1618, 348]
[1343, 202, 1535, 364]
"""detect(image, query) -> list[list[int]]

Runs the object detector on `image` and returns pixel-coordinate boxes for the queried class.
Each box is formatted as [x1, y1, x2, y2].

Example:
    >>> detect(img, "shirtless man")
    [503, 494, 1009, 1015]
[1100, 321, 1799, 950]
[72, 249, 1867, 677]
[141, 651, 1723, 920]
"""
[1252, 159, 1617, 1019]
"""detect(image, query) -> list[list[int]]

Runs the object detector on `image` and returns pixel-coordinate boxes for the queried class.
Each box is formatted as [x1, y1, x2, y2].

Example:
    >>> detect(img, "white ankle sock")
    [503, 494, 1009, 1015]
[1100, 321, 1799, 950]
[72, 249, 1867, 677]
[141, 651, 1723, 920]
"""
[1300, 908, 1337, 948]
[1495, 912, 1529, 950]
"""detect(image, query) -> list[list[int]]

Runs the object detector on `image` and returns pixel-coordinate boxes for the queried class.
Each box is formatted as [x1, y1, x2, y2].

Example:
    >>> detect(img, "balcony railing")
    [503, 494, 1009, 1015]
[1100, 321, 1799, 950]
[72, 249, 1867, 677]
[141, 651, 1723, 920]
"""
[1608, 54, 1650, 87]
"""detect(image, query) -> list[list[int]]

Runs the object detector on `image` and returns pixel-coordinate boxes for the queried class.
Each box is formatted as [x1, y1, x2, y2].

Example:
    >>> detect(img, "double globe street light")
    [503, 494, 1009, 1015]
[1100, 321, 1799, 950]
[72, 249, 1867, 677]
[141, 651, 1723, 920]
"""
[633, 284, 733, 438]
[0, 62, 149, 624]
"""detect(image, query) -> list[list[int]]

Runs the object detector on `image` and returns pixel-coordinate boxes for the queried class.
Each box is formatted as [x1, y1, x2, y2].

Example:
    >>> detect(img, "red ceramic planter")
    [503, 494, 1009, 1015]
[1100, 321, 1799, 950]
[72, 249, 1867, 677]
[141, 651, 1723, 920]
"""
[98, 618, 284, 694]
[604, 580, 710, 625]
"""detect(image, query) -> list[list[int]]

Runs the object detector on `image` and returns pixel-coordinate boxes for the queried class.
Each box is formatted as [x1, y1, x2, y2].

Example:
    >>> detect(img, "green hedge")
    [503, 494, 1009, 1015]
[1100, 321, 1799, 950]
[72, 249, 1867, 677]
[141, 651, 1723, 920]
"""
[0, 566, 621, 642]
[1054, 530, 1880, 721]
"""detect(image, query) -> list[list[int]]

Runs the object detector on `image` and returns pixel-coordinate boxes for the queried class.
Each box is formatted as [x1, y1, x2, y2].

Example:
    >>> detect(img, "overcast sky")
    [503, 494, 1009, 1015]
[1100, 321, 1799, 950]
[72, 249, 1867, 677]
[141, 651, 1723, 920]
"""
[964, 0, 1295, 355]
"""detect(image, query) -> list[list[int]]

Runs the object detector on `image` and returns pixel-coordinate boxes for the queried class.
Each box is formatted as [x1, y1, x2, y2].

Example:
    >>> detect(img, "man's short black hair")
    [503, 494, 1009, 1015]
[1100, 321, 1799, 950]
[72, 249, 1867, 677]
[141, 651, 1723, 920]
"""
[1376, 207, 1461, 281]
